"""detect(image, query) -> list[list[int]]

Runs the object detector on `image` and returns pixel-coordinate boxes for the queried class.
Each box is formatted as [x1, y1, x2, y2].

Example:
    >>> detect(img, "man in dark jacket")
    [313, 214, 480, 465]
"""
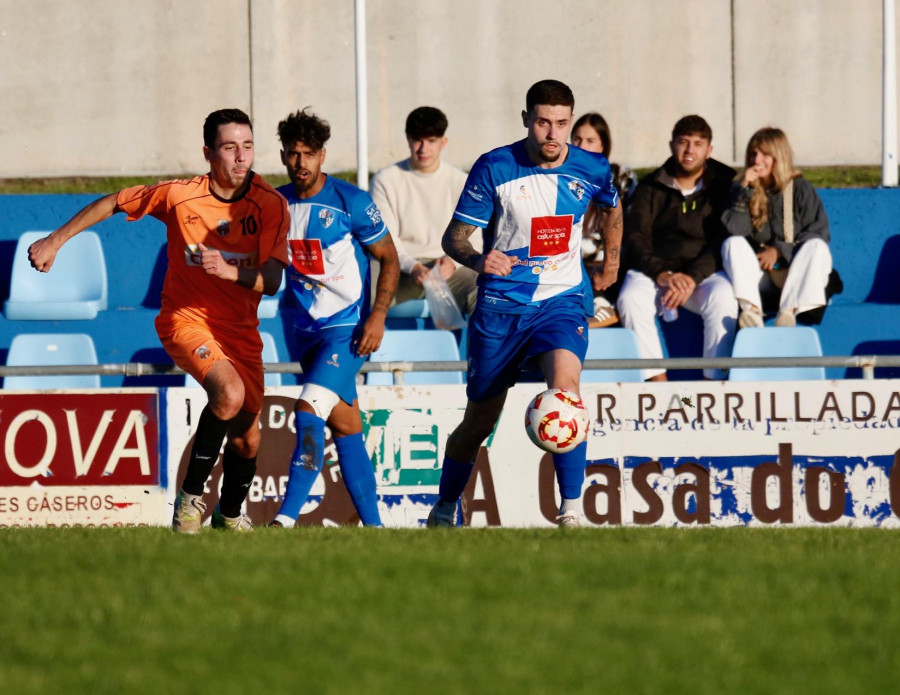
[617, 115, 737, 381]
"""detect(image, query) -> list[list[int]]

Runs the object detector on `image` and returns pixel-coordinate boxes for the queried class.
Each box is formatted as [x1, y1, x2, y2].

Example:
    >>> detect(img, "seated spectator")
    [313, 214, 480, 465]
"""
[616, 115, 737, 381]
[370, 106, 477, 317]
[572, 112, 637, 201]
[572, 112, 636, 327]
[721, 127, 835, 327]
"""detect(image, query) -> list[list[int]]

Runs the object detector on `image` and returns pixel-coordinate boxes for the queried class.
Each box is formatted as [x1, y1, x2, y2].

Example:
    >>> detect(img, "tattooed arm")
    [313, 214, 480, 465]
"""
[442, 219, 512, 276]
[591, 199, 623, 291]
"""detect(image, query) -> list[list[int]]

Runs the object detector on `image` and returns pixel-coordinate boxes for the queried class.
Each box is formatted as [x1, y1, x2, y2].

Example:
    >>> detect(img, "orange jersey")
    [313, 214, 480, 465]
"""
[116, 173, 290, 329]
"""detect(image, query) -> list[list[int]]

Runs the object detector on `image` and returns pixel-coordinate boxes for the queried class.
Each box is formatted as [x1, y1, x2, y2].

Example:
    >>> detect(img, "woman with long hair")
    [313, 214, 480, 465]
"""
[721, 127, 833, 327]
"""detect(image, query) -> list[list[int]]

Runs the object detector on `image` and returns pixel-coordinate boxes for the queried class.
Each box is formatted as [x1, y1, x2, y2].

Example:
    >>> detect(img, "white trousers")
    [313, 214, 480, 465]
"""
[721, 236, 832, 315]
[616, 269, 738, 380]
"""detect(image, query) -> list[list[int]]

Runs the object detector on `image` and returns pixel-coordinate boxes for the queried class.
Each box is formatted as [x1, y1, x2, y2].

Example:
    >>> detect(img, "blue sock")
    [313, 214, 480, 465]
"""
[438, 456, 475, 505]
[552, 442, 587, 501]
[277, 411, 326, 522]
[335, 433, 382, 527]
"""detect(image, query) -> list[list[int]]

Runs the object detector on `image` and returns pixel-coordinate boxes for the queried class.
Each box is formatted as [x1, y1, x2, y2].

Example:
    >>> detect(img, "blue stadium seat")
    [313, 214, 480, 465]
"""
[582, 327, 643, 383]
[257, 272, 286, 319]
[186, 331, 282, 388]
[728, 326, 825, 381]
[4, 333, 100, 389]
[4, 230, 108, 320]
[367, 329, 462, 385]
[385, 299, 432, 330]
[387, 299, 429, 319]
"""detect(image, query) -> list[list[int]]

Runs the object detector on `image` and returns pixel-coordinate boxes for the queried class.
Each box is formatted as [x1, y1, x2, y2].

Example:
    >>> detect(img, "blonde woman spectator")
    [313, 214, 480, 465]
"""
[721, 128, 834, 328]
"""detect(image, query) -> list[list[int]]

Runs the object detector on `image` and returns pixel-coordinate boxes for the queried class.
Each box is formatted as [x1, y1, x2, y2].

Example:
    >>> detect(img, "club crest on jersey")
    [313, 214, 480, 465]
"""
[365, 203, 382, 225]
[318, 209, 334, 228]
[568, 180, 586, 201]
[195, 345, 211, 360]
[216, 219, 230, 236]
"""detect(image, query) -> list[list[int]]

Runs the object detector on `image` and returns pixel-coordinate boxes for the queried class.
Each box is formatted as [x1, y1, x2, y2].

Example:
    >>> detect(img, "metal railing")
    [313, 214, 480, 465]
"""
[2, 354, 900, 385]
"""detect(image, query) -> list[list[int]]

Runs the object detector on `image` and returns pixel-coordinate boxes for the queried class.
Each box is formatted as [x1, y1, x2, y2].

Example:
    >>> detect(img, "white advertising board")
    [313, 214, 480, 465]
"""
[163, 381, 900, 529]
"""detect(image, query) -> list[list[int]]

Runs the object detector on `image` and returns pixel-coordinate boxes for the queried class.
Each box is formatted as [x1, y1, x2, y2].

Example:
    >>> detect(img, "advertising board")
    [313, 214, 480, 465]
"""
[164, 381, 900, 528]
[0, 391, 163, 526]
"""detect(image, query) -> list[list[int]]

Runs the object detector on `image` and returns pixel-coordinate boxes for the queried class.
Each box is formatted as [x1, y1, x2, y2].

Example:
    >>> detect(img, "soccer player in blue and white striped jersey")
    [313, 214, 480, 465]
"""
[427, 80, 623, 528]
[271, 108, 399, 528]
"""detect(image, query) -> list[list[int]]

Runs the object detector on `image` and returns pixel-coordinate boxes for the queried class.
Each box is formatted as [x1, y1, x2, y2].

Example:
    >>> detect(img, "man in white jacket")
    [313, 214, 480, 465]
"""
[370, 106, 478, 316]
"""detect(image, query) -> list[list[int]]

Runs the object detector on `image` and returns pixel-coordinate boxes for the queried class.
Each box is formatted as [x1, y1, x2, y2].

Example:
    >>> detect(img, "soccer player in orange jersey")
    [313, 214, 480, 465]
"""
[28, 108, 290, 533]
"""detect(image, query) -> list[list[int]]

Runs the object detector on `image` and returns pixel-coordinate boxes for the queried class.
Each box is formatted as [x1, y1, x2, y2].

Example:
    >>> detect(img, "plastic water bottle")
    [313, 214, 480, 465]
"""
[658, 273, 678, 321]
[658, 292, 678, 322]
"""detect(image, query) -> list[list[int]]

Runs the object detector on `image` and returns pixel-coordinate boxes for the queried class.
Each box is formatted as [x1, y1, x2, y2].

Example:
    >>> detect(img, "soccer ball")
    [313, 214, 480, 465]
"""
[524, 388, 590, 454]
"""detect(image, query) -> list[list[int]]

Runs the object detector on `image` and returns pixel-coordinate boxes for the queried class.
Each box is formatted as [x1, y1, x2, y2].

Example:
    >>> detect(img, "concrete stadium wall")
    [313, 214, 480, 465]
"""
[0, 0, 895, 176]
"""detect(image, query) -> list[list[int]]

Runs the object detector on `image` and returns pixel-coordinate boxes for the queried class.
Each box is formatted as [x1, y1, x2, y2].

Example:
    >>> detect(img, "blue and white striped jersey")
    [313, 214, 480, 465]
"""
[278, 176, 387, 332]
[454, 140, 618, 312]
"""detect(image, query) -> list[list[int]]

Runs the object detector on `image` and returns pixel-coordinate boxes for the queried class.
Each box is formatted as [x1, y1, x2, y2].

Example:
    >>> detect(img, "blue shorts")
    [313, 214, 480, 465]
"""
[466, 293, 589, 402]
[295, 326, 367, 405]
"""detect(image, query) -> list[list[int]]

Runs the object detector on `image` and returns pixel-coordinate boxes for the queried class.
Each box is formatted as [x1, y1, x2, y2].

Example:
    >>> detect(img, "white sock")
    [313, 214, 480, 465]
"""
[275, 513, 296, 528]
[559, 498, 580, 516]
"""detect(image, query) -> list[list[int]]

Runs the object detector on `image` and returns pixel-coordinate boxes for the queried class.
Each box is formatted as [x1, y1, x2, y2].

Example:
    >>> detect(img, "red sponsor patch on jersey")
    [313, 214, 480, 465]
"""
[290, 239, 325, 275]
[529, 214, 573, 256]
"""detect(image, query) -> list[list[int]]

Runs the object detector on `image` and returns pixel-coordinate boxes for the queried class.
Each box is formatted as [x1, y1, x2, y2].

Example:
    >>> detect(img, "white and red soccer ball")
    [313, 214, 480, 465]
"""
[524, 388, 590, 454]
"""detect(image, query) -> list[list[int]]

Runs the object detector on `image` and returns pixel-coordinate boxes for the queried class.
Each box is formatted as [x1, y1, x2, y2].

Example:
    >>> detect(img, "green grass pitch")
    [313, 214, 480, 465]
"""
[0, 527, 897, 694]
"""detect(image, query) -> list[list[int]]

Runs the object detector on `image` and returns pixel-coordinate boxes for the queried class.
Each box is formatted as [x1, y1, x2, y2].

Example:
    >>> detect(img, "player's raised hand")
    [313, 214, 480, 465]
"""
[197, 242, 235, 281]
[479, 249, 513, 277]
[28, 234, 61, 273]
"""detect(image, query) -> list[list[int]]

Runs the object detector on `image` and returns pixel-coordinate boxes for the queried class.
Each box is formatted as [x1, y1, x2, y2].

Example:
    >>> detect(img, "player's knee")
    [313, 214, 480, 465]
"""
[208, 381, 246, 421]
[330, 418, 362, 438]
[452, 417, 493, 449]
[298, 383, 341, 420]
[228, 430, 260, 458]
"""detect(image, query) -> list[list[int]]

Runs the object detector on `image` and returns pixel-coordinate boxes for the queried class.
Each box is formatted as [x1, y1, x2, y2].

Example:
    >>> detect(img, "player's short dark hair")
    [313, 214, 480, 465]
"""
[203, 108, 253, 149]
[525, 80, 575, 114]
[572, 112, 612, 158]
[671, 115, 712, 142]
[405, 106, 448, 139]
[278, 107, 331, 151]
